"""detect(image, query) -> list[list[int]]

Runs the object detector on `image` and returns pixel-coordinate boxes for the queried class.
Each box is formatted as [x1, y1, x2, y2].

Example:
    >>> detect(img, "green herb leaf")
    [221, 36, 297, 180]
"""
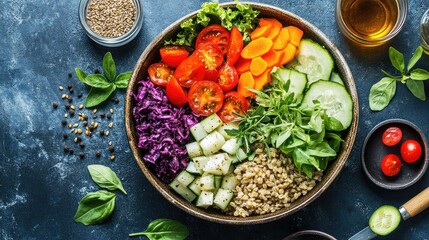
[407, 46, 423, 72]
[410, 68, 429, 80]
[87, 165, 127, 195]
[308, 141, 337, 158]
[129, 219, 189, 240]
[102, 52, 116, 82]
[84, 74, 111, 89]
[406, 79, 426, 101]
[275, 128, 291, 148]
[75, 68, 88, 83]
[389, 47, 405, 73]
[326, 117, 344, 131]
[74, 190, 116, 226]
[369, 77, 397, 111]
[114, 71, 132, 89]
[85, 84, 116, 108]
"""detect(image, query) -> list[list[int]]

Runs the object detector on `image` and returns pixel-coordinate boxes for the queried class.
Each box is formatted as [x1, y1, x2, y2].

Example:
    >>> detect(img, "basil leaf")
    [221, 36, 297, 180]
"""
[129, 219, 189, 240]
[309, 110, 323, 133]
[389, 47, 405, 73]
[275, 128, 291, 148]
[102, 52, 116, 82]
[85, 74, 111, 89]
[369, 77, 397, 111]
[302, 165, 314, 179]
[406, 79, 426, 101]
[85, 84, 116, 108]
[407, 46, 423, 72]
[87, 165, 127, 195]
[115, 71, 132, 88]
[326, 117, 344, 131]
[74, 190, 116, 226]
[410, 68, 429, 80]
[75, 68, 88, 84]
[308, 141, 337, 158]
[381, 69, 399, 79]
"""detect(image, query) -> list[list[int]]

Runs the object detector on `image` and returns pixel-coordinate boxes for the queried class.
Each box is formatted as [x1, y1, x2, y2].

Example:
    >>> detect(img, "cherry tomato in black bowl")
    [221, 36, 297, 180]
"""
[380, 154, 402, 177]
[401, 139, 423, 164]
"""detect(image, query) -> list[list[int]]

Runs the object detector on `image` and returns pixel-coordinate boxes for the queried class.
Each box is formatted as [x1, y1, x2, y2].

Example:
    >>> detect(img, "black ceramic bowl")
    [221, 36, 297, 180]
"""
[362, 119, 428, 190]
[283, 230, 336, 240]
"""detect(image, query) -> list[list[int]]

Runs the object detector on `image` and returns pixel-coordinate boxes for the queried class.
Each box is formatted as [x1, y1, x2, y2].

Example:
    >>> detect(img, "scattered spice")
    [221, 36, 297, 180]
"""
[59, 86, 64, 91]
[109, 146, 114, 153]
[63, 133, 68, 139]
[80, 143, 85, 148]
[95, 151, 101, 158]
[68, 72, 72, 78]
[79, 152, 85, 158]
[64, 146, 70, 153]
[65, 103, 71, 109]
[61, 119, 67, 125]
[110, 155, 115, 161]
[69, 149, 74, 154]
[53, 102, 59, 109]
[78, 93, 83, 99]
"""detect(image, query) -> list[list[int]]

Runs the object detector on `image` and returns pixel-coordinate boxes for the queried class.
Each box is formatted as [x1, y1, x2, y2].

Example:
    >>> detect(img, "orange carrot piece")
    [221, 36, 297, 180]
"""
[253, 69, 271, 91]
[259, 18, 283, 40]
[235, 57, 251, 74]
[261, 50, 282, 68]
[237, 71, 255, 98]
[241, 37, 273, 59]
[250, 57, 268, 76]
[286, 26, 304, 47]
[250, 25, 271, 40]
[273, 27, 290, 50]
[278, 43, 297, 66]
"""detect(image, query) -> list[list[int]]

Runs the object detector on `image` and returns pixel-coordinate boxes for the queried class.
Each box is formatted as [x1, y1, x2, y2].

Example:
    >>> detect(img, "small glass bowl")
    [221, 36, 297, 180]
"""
[78, 0, 143, 47]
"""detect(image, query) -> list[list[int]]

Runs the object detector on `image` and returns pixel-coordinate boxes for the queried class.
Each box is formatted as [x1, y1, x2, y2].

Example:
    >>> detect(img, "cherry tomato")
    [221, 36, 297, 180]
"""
[400, 139, 422, 163]
[173, 55, 205, 88]
[195, 42, 224, 71]
[217, 91, 249, 122]
[380, 154, 402, 177]
[196, 24, 231, 55]
[382, 127, 403, 146]
[226, 26, 243, 66]
[217, 63, 239, 92]
[204, 68, 219, 82]
[188, 81, 224, 116]
[147, 63, 174, 86]
[160, 46, 189, 68]
[166, 76, 187, 107]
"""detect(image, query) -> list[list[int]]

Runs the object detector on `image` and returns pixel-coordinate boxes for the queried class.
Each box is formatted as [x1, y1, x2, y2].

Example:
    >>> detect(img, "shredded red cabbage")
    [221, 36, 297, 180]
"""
[132, 78, 200, 183]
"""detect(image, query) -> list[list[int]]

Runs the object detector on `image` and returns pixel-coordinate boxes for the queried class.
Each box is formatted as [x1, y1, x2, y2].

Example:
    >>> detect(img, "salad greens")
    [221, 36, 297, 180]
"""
[369, 46, 429, 111]
[129, 219, 189, 240]
[165, 0, 259, 46]
[87, 164, 127, 195]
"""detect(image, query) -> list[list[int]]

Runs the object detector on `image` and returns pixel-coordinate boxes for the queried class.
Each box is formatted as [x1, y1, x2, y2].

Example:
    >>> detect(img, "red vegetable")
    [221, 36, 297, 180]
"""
[160, 46, 189, 68]
[173, 55, 205, 88]
[147, 63, 173, 86]
[382, 127, 403, 147]
[400, 139, 422, 163]
[188, 80, 224, 116]
[196, 24, 230, 55]
[226, 26, 243, 66]
[166, 76, 187, 107]
[381, 154, 402, 177]
[217, 63, 239, 92]
[217, 91, 248, 122]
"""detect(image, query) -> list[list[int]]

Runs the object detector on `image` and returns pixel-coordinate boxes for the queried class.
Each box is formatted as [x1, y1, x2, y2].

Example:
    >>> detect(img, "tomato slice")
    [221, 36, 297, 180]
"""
[188, 81, 224, 116]
[217, 91, 248, 122]
[400, 139, 422, 163]
[217, 63, 239, 92]
[382, 127, 403, 146]
[173, 55, 205, 88]
[204, 68, 219, 82]
[160, 46, 189, 68]
[196, 24, 231, 55]
[380, 154, 402, 177]
[195, 42, 224, 71]
[166, 76, 188, 107]
[147, 63, 174, 86]
[226, 26, 244, 66]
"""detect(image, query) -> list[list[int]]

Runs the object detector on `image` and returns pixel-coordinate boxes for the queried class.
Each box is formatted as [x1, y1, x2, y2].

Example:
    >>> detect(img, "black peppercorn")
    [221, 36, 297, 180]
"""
[53, 102, 59, 109]
[109, 146, 114, 153]
[61, 119, 67, 125]
[63, 133, 68, 139]
[78, 93, 83, 98]
[65, 103, 70, 109]
[64, 146, 70, 153]
[79, 142, 85, 148]
[79, 152, 85, 158]
[95, 151, 101, 157]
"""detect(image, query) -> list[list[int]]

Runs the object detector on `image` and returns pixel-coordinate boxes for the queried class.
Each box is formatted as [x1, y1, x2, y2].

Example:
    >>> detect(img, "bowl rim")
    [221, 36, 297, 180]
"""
[124, 1, 359, 224]
[361, 118, 429, 190]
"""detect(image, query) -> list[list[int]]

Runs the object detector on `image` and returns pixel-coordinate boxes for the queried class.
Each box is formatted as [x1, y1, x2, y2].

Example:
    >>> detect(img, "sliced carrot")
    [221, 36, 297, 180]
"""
[241, 37, 273, 59]
[250, 25, 271, 40]
[261, 50, 281, 68]
[249, 57, 268, 76]
[235, 57, 251, 74]
[278, 43, 297, 66]
[253, 69, 271, 91]
[273, 27, 290, 50]
[237, 71, 255, 98]
[286, 26, 304, 47]
[258, 18, 283, 40]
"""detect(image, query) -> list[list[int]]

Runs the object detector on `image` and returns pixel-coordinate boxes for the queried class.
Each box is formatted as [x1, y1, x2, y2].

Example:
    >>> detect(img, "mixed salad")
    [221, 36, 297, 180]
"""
[133, 2, 353, 213]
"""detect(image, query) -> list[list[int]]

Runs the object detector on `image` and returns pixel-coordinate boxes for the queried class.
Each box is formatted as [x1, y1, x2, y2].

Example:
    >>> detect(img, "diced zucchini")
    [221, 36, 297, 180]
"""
[203, 153, 232, 175]
[235, 148, 248, 162]
[226, 164, 234, 175]
[214, 188, 234, 210]
[221, 138, 239, 155]
[188, 177, 201, 195]
[169, 179, 197, 202]
[186, 161, 203, 175]
[199, 174, 215, 191]
[200, 114, 223, 133]
[199, 131, 225, 156]
[193, 156, 209, 171]
[214, 175, 223, 192]
[221, 174, 239, 190]
[217, 122, 239, 140]
[185, 141, 203, 158]
[196, 191, 214, 209]
[175, 170, 195, 187]
[190, 123, 207, 141]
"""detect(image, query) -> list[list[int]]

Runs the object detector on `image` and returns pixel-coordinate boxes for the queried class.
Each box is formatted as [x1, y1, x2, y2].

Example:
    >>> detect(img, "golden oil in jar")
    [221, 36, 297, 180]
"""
[420, 9, 429, 54]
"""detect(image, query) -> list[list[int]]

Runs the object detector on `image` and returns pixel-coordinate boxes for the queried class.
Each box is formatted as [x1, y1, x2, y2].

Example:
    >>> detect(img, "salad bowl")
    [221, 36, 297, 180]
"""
[124, 2, 359, 224]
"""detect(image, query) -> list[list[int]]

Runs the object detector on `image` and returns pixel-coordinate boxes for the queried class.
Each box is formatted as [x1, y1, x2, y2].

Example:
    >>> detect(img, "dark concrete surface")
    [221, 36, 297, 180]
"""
[1, 0, 429, 239]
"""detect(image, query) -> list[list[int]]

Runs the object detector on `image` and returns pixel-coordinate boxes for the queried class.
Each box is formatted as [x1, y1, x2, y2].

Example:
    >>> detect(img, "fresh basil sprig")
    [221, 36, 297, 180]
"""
[369, 46, 429, 111]
[73, 190, 116, 226]
[87, 164, 127, 195]
[75, 52, 132, 108]
[129, 219, 189, 240]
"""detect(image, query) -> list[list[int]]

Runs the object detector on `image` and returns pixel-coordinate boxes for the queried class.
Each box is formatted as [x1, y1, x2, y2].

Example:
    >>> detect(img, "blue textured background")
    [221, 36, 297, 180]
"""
[1, 0, 429, 239]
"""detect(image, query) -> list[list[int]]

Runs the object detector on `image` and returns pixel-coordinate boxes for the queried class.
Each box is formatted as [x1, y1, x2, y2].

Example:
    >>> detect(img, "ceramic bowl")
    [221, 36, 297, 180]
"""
[283, 230, 337, 240]
[124, 2, 359, 224]
[362, 119, 428, 190]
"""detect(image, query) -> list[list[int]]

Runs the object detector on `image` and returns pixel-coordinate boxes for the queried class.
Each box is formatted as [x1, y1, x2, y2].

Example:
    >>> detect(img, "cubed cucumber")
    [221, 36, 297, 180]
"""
[214, 175, 223, 192]
[188, 177, 201, 195]
[190, 123, 207, 141]
[199, 131, 225, 156]
[175, 170, 195, 187]
[221, 174, 239, 190]
[213, 188, 234, 210]
[193, 156, 209, 171]
[221, 138, 239, 155]
[235, 148, 248, 162]
[186, 161, 203, 175]
[203, 153, 232, 175]
[196, 191, 214, 209]
[169, 179, 197, 202]
[200, 114, 223, 133]
[217, 122, 239, 140]
[199, 174, 215, 191]
[186, 141, 203, 158]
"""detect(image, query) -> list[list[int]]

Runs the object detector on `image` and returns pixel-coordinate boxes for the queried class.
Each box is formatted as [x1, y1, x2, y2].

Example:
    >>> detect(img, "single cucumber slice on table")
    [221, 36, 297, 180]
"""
[302, 80, 353, 131]
[369, 205, 401, 236]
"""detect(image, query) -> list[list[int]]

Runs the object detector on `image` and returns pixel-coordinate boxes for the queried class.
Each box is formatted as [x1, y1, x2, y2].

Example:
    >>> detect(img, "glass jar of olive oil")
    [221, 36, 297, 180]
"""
[420, 9, 429, 54]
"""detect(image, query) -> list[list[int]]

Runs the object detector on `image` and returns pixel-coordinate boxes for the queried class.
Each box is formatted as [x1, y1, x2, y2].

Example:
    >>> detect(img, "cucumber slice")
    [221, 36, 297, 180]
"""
[221, 174, 239, 190]
[271, 67, 291, 85]
[200, 114, 223, 133]
[193, 156, 209, 171]
[369, 205, 401, 236]
[221, 138, 239, 155]
[271, 68, 307, 102]
[175, 170, 195, 187]
[188, 177, 202, 195]
[213, 188, 234, 210]
[302, 80, 353, 131]
[199, 174, 215, 191]
[330, 71, 344, 85]
[287, 39, 334, 86]
[196, 191, 214, 209]
[185, 141, 203, 158]
[199, 131, 226, 156]
[190, 123, 207, 141]
[203, 153, 232, 175]
[169, 179, 197, 202]
[217, 122, 239, 140]
[186, 161, 203, 175]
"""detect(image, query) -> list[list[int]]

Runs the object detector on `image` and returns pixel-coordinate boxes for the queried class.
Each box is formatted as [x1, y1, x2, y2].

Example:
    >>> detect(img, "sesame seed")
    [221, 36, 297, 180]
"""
[59, 86, 64, 91]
